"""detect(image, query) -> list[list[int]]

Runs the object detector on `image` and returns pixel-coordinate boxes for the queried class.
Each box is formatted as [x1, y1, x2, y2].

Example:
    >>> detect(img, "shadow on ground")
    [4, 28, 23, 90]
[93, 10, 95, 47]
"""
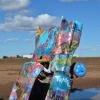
[0, 81, 100, 100]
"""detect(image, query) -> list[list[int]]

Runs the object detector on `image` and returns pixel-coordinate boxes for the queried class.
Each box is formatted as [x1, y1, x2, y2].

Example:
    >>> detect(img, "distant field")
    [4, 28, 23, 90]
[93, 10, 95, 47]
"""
[0, 57, 100, 100]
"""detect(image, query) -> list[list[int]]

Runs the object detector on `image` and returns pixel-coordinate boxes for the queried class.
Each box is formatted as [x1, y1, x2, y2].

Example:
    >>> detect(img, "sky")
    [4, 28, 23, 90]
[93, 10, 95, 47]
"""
[0, 0, 100, 57]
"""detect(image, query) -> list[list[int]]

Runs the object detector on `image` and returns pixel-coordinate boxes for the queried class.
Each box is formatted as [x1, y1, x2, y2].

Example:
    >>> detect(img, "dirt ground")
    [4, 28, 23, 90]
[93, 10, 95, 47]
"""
[0, 57, 100, 100]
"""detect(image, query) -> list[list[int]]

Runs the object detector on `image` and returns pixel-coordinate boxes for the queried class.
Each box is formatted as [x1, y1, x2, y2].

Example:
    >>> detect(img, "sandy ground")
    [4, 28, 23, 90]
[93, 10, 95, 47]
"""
[0, 57, 100, 100]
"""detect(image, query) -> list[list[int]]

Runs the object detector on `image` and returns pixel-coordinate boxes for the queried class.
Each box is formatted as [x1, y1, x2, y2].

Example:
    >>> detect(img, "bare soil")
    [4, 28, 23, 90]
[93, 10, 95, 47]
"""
[0, 57, 100, 100]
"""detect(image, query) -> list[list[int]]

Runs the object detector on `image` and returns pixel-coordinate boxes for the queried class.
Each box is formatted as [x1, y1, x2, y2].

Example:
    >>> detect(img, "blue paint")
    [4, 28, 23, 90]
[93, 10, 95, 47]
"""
[74, 63, 87, 77]
[50, 72, 71, 92]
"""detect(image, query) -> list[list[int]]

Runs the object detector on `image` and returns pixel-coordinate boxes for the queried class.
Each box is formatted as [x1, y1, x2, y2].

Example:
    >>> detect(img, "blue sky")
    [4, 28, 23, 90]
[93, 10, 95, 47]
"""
[0, 0, 100, 57]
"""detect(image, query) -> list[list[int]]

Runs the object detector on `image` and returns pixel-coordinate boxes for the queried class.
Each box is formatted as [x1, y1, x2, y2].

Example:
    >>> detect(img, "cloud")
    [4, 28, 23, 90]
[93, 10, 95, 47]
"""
[0, 0, 30, 10]
[18, 9, 32, 15]
[60, 0, 88, 2]
[35, 14, 59, 27]
[5, 38, 34, 44]
[24, 38, 34, 44]
[0, 15, 34, 32]
[0, 14, 59, 32]
[25, 39, 33, 41]
[5, 38, 19, 42]
[79, 47, 98, 51]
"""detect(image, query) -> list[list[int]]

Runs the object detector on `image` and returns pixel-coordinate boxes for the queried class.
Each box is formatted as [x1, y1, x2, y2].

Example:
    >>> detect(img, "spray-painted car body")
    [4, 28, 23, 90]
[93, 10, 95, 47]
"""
[9, 19, 86, 100]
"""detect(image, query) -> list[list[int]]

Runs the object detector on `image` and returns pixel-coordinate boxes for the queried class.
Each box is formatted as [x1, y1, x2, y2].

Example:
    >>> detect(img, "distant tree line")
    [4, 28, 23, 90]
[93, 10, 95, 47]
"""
[2, 55, 22, 59]
[3, 56, 8, 59]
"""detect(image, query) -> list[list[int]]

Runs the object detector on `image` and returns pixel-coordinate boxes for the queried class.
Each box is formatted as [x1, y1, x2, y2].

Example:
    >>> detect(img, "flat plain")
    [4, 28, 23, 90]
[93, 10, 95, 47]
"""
[0, 57, 100, 100]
